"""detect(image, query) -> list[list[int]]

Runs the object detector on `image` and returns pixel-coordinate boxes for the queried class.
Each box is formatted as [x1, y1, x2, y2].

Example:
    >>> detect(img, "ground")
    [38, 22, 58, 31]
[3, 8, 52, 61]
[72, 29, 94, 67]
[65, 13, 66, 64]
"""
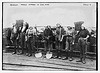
[2, 51, 96, 71]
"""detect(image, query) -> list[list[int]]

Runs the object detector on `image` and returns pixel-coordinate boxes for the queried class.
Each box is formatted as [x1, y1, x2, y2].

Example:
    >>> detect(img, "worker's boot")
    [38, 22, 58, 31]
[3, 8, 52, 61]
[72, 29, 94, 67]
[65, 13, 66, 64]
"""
[82, 58, 86, 64]
[76, 58, 82, 62]
[12, 52, 16, 55]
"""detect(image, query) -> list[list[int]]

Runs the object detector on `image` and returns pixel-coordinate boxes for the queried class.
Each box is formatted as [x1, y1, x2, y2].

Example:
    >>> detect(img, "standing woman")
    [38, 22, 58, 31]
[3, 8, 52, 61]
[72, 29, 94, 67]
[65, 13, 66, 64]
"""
[26, 26, 36, 57]
[43, 26, 53, 56]
[65, 26, 75, 61]
[11, 23, 22, 54]
[55, 23, 66, 59]
[19, 22, 29, 55]
[76, 25, 89, 64]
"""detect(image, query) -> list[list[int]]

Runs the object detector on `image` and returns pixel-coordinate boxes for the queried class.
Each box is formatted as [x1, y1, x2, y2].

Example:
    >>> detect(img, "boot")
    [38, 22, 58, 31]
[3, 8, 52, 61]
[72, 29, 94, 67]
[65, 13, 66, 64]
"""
[18, 52, 23, 55]
[82, 58, 86, 64]
[26, 53, 29, 56]
[76, 59, 82, 62]
[58, 56, 62, 59]
[53, 56, 58, 59]
[28, 54, 32, 57]
[69, 57, 73, 61]
[82, 60, 86, 64]
[16, 50, 21, 55]
[62, 57, 68, 60]
[12, 52, 16, 55]
[18, 50, 24, 55]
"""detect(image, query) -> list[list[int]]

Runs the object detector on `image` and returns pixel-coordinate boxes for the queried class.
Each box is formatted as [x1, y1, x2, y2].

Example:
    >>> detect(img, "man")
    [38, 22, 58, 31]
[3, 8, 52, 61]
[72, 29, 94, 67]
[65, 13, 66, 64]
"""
[55, 23, 66, 59]
[26, 26, 36, 57]
[76, 26, 89, 64]
[43, 26, 53, 54]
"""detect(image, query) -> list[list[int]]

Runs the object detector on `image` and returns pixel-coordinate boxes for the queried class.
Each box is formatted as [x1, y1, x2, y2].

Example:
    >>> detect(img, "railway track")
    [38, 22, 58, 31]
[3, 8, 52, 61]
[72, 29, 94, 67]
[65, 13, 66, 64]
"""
[3, 63, 80, 71]
[3, 53, 96, 71]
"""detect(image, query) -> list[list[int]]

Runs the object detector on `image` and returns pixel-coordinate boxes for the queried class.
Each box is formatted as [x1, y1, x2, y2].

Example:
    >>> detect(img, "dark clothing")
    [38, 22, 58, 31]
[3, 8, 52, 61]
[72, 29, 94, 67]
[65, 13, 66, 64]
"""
[56, 27, 65, 35]
[78, 29, 89, 38]
[44, 39, 53, 51]
[78, 38, 87, 60]
[77, 29, 89, 61]
[55, 27, 66, 50]
[43, 28, 53, 51]
[88, 35, 96, 52]
[11, 32, 20, 53]
[55, 27, 66, 58]
[56, 27, 66, 41]
[44, 28, 53, 37]
[5, 28, 12, 45]
[26, 28, 36, 55]
[15, 23, 23, 34]
[27, 37, 33, 55]
[88, 35, 96, 46]
[20, 32, 26, 53]
[66, 36, 74, 58]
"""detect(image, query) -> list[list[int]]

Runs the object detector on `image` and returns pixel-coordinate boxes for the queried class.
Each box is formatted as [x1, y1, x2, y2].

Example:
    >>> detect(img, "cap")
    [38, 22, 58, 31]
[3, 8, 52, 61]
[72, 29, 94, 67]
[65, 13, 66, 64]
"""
[29, 26, 33, 30]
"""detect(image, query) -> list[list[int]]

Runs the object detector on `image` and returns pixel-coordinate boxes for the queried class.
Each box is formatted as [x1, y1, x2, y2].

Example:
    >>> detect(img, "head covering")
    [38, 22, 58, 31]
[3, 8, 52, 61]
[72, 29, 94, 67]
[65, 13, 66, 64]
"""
[47, 25, 51, 29]
[29, 26, 33, 30]
[67, 26, 72, 30]
[56, 23, 61, 28]
[81, 25, 85, 29]
[91, 30, 95, 34]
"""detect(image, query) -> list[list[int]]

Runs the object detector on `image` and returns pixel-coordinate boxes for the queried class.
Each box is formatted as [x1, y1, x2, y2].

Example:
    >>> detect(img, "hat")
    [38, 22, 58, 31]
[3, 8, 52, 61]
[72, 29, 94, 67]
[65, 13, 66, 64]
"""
[74, 21, 84, 25]
[29, 26, 33, 30]
[67, 26, 72, 30]
[56, 23, 61, 27]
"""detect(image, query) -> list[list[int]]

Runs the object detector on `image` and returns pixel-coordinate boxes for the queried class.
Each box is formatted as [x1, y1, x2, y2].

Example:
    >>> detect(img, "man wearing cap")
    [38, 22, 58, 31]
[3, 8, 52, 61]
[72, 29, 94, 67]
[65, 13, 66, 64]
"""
[76, 26, 89, 64]
[55, 23, 66, 59]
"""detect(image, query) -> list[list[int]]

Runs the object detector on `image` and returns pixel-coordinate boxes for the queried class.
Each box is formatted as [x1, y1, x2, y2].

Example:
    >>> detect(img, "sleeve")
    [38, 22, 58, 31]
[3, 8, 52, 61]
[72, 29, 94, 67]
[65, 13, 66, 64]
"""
[33, 29, 36, 35]
[55, 28, 58, 35]
[26, 30, 28, 36]
[49, 29, 53, 36]
[43, 29, 46, 37]
[86, 29, 89, 35]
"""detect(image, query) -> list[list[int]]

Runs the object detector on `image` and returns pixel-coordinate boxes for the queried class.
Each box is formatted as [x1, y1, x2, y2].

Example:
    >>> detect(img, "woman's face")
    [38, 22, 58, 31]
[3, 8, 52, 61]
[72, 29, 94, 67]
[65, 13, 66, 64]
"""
[81, 26, 85, 30]
[57, 24, 60, 27]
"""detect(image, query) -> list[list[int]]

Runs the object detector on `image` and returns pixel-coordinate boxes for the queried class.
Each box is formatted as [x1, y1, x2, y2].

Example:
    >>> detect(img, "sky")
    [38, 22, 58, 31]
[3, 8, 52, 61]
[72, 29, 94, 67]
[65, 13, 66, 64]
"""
[3, 3, 96, 28]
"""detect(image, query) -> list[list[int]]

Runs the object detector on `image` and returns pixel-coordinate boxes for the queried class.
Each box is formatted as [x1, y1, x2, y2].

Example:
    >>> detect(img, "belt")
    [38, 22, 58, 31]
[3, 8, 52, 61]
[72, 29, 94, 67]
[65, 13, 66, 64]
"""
[28, 35, 33, 37]
[28, 35, 32, 37]
[80, 36, 86, 38]
[79, 37, 87, 41]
